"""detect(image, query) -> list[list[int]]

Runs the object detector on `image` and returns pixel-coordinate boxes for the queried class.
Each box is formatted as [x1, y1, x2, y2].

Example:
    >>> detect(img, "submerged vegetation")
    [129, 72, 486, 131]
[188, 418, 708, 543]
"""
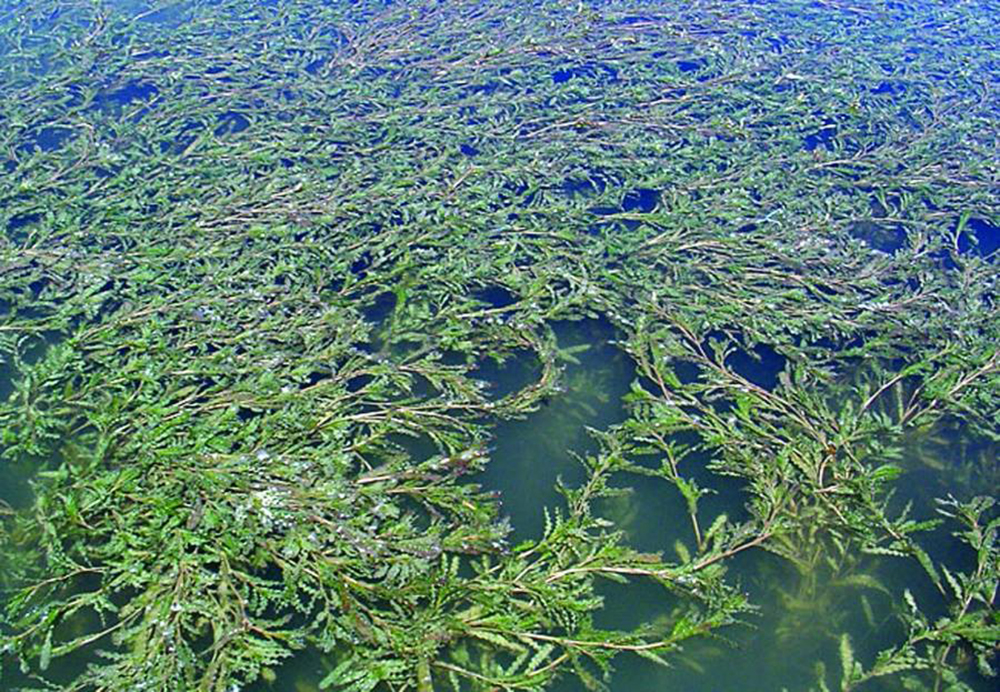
[0, 0, 997, 690]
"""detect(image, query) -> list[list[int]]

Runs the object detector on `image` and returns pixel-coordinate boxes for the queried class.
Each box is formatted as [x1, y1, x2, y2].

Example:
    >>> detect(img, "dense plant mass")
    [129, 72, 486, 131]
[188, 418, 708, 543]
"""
[0, 1, 997, 691]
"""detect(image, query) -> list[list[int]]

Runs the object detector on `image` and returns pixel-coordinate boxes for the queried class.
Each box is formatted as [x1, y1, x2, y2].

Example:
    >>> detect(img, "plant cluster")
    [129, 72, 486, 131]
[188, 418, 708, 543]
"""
[0, 1, 996, 691]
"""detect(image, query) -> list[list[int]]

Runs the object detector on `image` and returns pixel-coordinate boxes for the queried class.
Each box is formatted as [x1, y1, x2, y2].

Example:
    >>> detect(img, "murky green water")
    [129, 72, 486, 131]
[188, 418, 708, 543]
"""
[216, 319, 992, 692]
[0, 330, 995, 690]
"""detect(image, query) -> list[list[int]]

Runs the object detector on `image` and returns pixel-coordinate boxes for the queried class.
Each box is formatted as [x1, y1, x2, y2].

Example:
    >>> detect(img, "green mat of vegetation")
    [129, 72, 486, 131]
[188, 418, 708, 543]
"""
[0, 1, 996, 690]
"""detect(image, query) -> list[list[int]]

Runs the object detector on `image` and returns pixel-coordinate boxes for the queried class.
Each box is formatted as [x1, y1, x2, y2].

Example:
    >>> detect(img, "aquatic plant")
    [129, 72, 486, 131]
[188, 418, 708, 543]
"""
[0, 1, 997, 690]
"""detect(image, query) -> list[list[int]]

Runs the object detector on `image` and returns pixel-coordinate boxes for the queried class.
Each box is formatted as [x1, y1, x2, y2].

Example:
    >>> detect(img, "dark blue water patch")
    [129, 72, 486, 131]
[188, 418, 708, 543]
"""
[552, 68, 573, 84]
[870, 80, 905, 96]
[803, 125, 836, 151]
[766, 35, 789, 53]
[235, 406, 265, 423]
[345, 374, 375, 394]
[551, 62, 619, 85]
[586, 188, 657, 231]
[473, 285, 517, 310]
[561, 175, 604, 198]
[5, 212, 41, 242]
[214, 110, 251, 136]
[695, 69, 720, 84]
[57, 82, 89, 109]
[918, 193, 940, 212]
[507, 181, 538, 208]
[460, 143, 479, 156]
[435, 349, 474, 370]
[360, 291, 396, 326]
[617, 13, 661, 25]
[28, 275, 54, 299]
[25, 125, 74, 153]
[677, 59, 702, 73]
[927, 248, 960, 272]
[286, 359, 331, 394]
[848, 220, 908, 254]
[672, 358, 702, 385]
[623, 188, 659, 213]
[304, 57, 326, 75]
[724, 342, 787, 392]
[957, 218, 999, 260]
[160, 121, 205, 155]
[867, 193, 895, 218]
[106, 80, 159, 106]
[349, 250, 373, 277]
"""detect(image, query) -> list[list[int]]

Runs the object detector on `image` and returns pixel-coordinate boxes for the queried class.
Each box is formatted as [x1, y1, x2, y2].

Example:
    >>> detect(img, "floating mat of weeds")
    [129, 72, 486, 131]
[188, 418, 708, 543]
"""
[0, 1, 997, 692]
